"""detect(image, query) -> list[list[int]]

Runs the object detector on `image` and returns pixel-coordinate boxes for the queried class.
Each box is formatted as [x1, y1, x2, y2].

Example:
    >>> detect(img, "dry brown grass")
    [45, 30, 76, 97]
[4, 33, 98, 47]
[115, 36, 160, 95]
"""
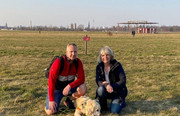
[0, 31, 179, 116]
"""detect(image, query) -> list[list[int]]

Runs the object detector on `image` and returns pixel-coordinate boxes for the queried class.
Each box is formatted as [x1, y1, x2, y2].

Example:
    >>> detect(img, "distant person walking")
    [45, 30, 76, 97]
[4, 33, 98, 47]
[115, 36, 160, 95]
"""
[132, 31, 135, 37]
[95, 46, 128, 114]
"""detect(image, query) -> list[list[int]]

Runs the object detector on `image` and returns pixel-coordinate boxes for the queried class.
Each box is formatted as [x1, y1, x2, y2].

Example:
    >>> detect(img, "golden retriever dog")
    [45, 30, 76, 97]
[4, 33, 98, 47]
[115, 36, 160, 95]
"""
[74, 96, 101, 116]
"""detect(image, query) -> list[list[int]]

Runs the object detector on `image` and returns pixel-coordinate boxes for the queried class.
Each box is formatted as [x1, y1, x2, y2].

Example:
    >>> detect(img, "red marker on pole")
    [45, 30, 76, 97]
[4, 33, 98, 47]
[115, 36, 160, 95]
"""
[83, 35, 90, 55]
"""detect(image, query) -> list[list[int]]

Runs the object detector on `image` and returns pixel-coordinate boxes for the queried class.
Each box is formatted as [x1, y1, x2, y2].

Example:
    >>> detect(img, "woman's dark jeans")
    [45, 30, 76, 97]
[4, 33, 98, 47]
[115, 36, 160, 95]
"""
[96, 86, 126, 114]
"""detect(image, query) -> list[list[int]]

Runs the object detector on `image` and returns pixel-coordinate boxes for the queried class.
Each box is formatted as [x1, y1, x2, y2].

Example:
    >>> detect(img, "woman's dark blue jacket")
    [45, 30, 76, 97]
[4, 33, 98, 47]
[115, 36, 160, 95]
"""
[96, 59, 128, 99]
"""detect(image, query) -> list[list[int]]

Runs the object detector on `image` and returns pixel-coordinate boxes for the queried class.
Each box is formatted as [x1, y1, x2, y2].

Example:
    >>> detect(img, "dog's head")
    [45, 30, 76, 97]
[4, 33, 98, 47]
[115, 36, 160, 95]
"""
[75, 96, 89, 113]
[85, 99, 101, 116]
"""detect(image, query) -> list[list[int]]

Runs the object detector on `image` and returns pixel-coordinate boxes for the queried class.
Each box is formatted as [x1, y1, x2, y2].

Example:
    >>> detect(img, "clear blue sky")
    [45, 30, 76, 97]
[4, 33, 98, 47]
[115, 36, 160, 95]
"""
[0, 0, 180, 27]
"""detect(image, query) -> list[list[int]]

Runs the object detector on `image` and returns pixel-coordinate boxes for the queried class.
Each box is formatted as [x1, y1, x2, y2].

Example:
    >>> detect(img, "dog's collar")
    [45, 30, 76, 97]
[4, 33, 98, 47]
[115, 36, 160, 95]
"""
[76, 107, 81, 111]
[76, 104, 87, 111]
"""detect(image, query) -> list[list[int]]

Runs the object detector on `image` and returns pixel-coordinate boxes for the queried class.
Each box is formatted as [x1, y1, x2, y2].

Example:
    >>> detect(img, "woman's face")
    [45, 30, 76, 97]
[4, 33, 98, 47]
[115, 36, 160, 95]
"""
[101, 53, 111, 64]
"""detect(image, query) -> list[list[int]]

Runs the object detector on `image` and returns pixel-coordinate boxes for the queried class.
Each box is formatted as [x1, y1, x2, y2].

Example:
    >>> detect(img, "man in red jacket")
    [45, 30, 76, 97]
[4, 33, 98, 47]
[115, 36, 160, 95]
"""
[45, 43, 87, 115]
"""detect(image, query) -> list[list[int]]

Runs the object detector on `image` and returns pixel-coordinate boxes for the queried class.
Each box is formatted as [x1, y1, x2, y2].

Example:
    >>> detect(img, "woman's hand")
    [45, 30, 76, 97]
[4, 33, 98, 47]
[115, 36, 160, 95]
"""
[102, 81, 113, 93]
[106, 84, 113, 93]
[102, 81, 109, 86]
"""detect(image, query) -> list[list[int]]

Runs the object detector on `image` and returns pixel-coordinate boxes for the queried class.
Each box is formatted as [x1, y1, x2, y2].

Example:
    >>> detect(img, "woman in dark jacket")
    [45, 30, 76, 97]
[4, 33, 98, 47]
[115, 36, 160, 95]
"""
[96, 46, 128, 114]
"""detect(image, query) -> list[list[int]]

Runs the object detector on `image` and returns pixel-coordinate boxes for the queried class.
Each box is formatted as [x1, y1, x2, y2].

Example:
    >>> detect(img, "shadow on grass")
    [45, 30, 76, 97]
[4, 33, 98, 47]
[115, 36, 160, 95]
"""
[121, 94, 180, 115]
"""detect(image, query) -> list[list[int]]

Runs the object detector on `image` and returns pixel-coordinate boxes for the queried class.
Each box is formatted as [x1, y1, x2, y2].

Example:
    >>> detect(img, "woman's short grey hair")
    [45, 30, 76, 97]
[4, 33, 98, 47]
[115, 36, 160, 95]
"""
[98, 46, 114, 63]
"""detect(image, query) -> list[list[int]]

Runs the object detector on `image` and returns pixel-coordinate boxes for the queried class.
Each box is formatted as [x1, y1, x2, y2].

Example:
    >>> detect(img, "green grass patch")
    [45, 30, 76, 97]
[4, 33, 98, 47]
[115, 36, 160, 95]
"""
[0, 31, 179, 116]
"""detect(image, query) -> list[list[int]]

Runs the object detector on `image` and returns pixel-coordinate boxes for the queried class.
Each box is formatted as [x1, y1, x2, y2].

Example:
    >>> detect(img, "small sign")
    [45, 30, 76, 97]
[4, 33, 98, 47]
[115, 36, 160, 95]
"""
[83, 35, 90, 55]
[83, 35, 90, 41]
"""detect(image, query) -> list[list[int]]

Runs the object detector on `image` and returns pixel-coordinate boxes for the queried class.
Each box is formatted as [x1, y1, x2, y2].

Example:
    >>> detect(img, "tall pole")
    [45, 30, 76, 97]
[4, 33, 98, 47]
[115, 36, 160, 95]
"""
[85, 40, 87, 55]
[83, 35, 90, 55]
[30, 20, 32, 30]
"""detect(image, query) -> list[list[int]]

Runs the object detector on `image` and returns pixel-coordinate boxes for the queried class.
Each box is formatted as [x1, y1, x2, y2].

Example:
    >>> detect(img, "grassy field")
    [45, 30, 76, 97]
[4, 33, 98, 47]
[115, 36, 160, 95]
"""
[0, 30, 179, 116]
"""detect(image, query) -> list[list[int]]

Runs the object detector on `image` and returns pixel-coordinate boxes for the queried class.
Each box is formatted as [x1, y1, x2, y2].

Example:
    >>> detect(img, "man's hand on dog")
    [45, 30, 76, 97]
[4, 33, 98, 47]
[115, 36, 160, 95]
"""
[63, 84, 71, 96]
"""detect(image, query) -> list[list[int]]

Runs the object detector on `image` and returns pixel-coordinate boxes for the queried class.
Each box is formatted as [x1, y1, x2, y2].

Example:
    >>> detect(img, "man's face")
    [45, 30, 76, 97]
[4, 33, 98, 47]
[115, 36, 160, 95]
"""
[66, 45, 77, 61]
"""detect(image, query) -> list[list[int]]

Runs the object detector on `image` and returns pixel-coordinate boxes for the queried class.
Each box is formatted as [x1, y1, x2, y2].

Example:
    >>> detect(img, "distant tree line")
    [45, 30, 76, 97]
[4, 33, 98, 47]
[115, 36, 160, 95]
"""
[159, 26, 180, 32]
[2, 25, 180, 32]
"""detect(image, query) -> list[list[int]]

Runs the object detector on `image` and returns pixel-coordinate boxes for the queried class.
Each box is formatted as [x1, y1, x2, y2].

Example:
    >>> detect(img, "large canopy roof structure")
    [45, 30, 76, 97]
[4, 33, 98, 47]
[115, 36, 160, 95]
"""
[117, 21, 159, 33]
[117, 21, 158, 25]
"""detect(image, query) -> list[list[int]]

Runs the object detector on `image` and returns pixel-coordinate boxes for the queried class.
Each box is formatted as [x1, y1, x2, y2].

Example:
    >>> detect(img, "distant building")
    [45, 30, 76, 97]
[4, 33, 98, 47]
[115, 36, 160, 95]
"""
[74, 23, 77, 30]
[70, 23, 74, 30]
[0, 23, 9, 30]
[88, 22, 90, 30]
[0, 26, 7, 30]
[138, 27, 157, 33]
[5, 23, 8, 28]
[117, 20, 158, 33]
